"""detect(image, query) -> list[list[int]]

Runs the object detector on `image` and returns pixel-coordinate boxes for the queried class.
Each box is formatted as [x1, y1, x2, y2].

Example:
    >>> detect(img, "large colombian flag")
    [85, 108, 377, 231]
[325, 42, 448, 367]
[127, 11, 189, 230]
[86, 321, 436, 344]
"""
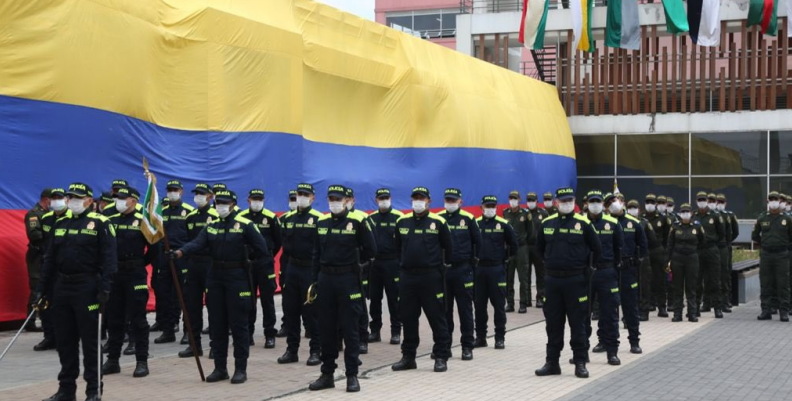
[0, 0, 575, 322]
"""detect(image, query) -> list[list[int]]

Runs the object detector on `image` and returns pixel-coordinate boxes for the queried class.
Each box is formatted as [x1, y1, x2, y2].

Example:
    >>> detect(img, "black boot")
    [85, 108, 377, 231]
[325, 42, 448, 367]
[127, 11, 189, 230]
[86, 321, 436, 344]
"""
[494, 339, 505, 349]
[277, 351, 299, 364]
[180, 333, 189, 345]
[473, 338, 488, 348]
[434, 358, 448, 372]
[368, 331, 381, 343]
[591, 310, 600, 321]
[714, 309, 724, 319]
[461, 348, 473, 361]
[154, 332, 176, 344]
[607, 352, 621, 366]
[264, 337, 276, 349]
[309, 373, 335, 391]
[390, 333, 401, 345]
[178, 346, 202, 358]
[658, 307, 669, 318]
[33, 338, 56, 351]
[392, 356, 417, 371]
[505, 304, 515, 313]
[102, 358, 120, 375]
[133, 361, 149, 378]
[150, 322, 162, 332]
[575, 363, 589, 378]
[771, 308, 778, 315]
[672, 312, 682, 322]
[780, 310, 790, 322]
[202, 326, 210, 334]
[592, 343, 605, 353]
[630, 343, 643, 354]
[206, 369, 229, 383]
[757, 310, 773, 320]
[231, 370, 247, 384]
[535, 297, 544, 308]
[723, 304, 732, 313]
[535, 361, 561, 376]
[209, 349, 214, 359]
[307, 352, 321, 366]
[42, 392, 76, 401]
[84, 395, 100, 401]
[359, 343, 368, 354]
[688, 315, 699, 322]
[275, 326, 287, 337]
[568, 356, 589, 364]
[639, 311, 649, 322]
[101, 342, 109, 354]
[346, 375, 360, 392]
[518, 305, 528, 314]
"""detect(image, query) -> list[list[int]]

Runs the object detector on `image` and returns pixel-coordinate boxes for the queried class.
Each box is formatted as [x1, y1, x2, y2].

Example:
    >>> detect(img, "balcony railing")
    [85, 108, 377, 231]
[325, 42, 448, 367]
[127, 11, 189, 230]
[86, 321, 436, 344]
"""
[459, 0, 655, 14]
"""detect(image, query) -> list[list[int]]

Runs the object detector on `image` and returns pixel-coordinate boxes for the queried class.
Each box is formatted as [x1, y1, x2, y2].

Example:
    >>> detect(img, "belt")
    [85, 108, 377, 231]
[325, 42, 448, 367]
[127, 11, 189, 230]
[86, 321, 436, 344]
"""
[546, 269, 585, 278]
[375, 253, 399, 260]
[451, 261, 472, 269]
[190, 255, 212, 262]
[288, 257, 313, 268]
[477, 260, 503, 267]
[673, 247, 697, 255]
[212, 260, 246, 269]
[596, 262, 614, 270]
[402, 268, 440, 275]
[321, 264, 355, 275]
[57, 272, 97, 282]
[117, 258, 145, 270]
[762, 246, 788, 254]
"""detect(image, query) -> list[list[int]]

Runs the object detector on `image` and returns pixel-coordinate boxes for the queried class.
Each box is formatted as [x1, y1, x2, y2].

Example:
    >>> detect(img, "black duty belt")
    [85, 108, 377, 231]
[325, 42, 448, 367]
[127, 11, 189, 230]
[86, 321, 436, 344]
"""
[213, 260, 246, 269]
[546, 269, 585, 278]
[288, 257, 313, 268]
[402, 267, 440, 275]
[117, 258, 145, 270]
[673, 247, 697, 255]
[477, 260, 503, 267]
[451, 261, 472, 269]
[375, 253, 399, 260]
[762, 246, 788, 254]
[321, 264, 355, 275]
[58, 272, 98, 282]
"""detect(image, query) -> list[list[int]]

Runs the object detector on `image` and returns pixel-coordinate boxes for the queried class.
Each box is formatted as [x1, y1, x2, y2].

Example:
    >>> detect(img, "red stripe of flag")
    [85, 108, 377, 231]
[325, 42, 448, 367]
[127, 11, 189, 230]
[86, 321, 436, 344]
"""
[518, 0, 528, 43]
[761, 0, 774, 33]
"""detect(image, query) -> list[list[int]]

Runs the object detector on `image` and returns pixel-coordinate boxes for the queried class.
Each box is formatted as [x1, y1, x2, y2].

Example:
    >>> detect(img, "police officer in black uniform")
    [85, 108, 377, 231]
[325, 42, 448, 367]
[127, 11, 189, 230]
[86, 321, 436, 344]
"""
[102, 187, 152, 378]
[437, 188, 480, 361]
[643, 194, 672, 318]
[475, 196, 518, 349]
[391, 187, 453, 373]
[666, 203, 705, 322]
[693, 191, 725, 318]
[276, 189, 300, 338]
[535, 187, 600, 379]
[308, 185, 377, 393]
[585, 190, 624, 366]
[543, 192, 557, 215]
[25, 188, 51, 333]
[278, 183, 323, 366]
[178, 183, 219, 357]
[174, 189, 270, 384]
[38, 183, 117, 401]
[367, 188, 404, 345]
[716, 194, 739, 311]
[526, 192, 549, 307]
[239, 189, 283, 348]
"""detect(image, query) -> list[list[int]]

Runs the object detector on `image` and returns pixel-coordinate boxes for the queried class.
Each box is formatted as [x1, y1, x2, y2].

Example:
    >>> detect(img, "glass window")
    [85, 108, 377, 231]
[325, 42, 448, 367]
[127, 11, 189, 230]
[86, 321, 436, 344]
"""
[691, 176, 767, 218]
[770, 176, 792, 198]
[614, 177, 691, 207]
[617, 133, 689, 176]
[441, 12, 457, 31]
[412, 14, 441, 33]
[691, 131, 767, 175]
[770, 131, 792, 174]
[574, 135, 614, 176]
[386, 16, 413, 30]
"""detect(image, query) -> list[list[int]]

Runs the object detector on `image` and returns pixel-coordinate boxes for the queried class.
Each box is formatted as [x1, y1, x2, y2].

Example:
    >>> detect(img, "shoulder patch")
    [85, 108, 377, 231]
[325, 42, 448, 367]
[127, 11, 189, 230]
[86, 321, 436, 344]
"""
[263, 209, 277, 218]
[87, 212, 110, 223]
[494, 216, 509, 225]
[134, 213, 144, 220]
[475, 216, 483, 222]
[459, 210, 475, 218]
[397, 212, 414, 222]
[543, 213, 559, 222]
[182, 203, 195, 211]
[233, 215, 253, 225]
[238, 209, 250, 217]
[572, 214, 591, 224]
[186, 209, 200, 218]
[309, 209, 324, 218]
[107, 213, 121, 219]
[207, 208, 220, 217]
[437, 210, 447, 216]
[624, 214, 640, 223]
[42, 211, 55, 219]
[347, 213, 363, 223]
[602, 215, 619, 224]
[428, 212, 446, 224]
[318, 213, 332, 222]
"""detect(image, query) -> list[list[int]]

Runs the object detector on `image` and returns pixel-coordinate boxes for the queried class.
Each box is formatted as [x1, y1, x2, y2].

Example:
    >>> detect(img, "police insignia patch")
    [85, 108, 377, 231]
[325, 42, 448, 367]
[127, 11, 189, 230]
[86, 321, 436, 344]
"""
[430, 222, 436, 230]
[263, 218, 268, 225]
[207, 217, 212, 223]
[575, 222, 581, 230]
[657, 221, 662, 227]
[308, 217, 314, 225]
[520, 216, 524, 222]
[234, 222, 240, 230]
[181, 210, 187, 217]
[627, 222, 633, 229]
[709, 218, 714, 224]
[346, 222, 353, 231]
[539, 215, 543, 220]
[87, 221, 95, 230]
[28, 217, 38, 228]
[496, 223, 501, 230]
[460, 219, 466, 227]
[132, 220, 139, 227]
[784, 220, 788, 226]
[692, 229, 697, 235]
[605, 223, 610, 230]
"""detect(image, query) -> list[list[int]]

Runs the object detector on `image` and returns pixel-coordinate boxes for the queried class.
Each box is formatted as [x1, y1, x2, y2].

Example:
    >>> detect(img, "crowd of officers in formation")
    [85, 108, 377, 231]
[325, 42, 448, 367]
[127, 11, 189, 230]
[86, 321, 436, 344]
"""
[20, 178, 792, 400]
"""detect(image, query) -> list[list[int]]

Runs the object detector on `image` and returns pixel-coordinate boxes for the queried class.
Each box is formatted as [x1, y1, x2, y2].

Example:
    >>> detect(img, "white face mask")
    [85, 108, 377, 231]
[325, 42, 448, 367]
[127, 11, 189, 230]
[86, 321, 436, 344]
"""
[378, 199, 391, 211]
[707, 202, 717, 210]
[716, 203, 726, 211]
[216, 204, 232, 218]
[296, 195, 311, 208]
[668, 205, 675, 213]
[329, 201, 345, 214]
[608, 201, 623, 214]
[115, 199, 129, 213]
[696, 201, 708, 210]
[412, 200, 427, 214]
[67, 198, 87, 215]
[194, 195, 208, 208]
[167, 191, 181, 202]
[558, 201, 575, 214]
[288, 200, 297, 211]
[657, 204, 667, 214]
[645, 204, 656, 213]
[527, 201, 537, 210]
[769, 200, 781, 210]
[444, 202, 459, 213]
[482, 207, 497, 218]
[588, 203, 603, 215]
[543, 200, 553, 208]
[509, 199, 519, 208]
[50, 199, 66, 212]
[250, 200, 264, 212]
[680, 212, 692, 221]
[627, 208, 639, 217]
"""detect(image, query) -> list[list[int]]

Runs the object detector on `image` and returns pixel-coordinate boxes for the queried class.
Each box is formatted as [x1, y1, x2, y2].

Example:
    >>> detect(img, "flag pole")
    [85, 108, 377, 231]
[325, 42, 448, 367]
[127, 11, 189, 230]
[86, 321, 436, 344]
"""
[143, 158, 205, 381]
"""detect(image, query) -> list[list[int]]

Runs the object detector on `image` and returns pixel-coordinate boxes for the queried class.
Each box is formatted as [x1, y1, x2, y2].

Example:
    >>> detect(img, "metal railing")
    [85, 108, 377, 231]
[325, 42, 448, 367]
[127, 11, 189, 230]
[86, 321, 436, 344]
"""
[460, 0, 656, 14]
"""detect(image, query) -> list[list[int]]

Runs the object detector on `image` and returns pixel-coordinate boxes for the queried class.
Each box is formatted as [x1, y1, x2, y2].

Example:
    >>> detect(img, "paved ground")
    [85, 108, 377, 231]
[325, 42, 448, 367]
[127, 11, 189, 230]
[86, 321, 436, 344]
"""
[1, 292, 788, 401]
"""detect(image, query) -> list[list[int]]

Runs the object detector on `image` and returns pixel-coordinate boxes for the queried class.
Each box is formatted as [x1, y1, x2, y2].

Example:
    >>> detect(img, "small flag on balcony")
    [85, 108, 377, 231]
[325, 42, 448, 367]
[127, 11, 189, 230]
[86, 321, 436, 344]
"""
[662, 0, 690, 35]
[606, 0, 640, 50]
[572, 0, 594, 52]
[688, 0, 721, 46]
[747, 0, 778, 36]
[519, 0, 549, 50]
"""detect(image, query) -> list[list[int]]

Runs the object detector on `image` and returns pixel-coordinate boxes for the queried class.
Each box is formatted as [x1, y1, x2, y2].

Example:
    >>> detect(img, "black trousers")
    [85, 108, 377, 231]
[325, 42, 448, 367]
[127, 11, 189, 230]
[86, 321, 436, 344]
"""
[474, 265, 507, 341]
[207, 267, 252, 372]
[156, 254, 185, 334]
[106, 267, 150, 361]
[318, 271, 363, 376]
[619, 263, 641, 345]
[445, 263, 475, 349]
[53, 277, 102, 397]
[369, 258, 401, 336]
[399, 269, 451, 359]
[248, 259, 278, 339]
[586, 268, 620, 352]
[185, 256, 211, 347]
[543, 273, 588, 363]
[282, 263, 320, 354]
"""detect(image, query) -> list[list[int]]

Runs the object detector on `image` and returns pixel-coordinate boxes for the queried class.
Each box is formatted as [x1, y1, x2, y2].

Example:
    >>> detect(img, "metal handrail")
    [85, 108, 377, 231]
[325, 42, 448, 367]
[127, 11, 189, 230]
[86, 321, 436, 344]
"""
[460, 0, 656, 14]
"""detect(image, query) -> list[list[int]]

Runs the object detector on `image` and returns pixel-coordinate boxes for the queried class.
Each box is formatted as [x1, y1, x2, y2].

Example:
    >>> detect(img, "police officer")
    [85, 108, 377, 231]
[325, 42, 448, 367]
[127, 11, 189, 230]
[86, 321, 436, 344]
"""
[25, 188, 51, 333]
[174, 189, 270, 383]
[276, 189, 299, 338]
[37, 183, 117, 401]
[278, 183, 323, 366]
[391, 187, 452, 373]
[753, 192, 792, 322]
[584, 190, 623, 365]
[476, 196, 518, 349]
[437, 188, 480, 360]
[177, 183, 219, 357]
[535, 187, 600, 379]
[693, 191, 725, 318]
[503, 190, 533, 313]
[368, 188, 404, 345]
[666, 203, 705, 322]
[643, 194, 671, 318]
[102, 187, 152, 378]
[627, 199, 657, 322]
[716, 194, 739, 311]
[102, 179, 129, 217]
[308, 185, 376, 393]
[239, 189, 283, 348]
[344, 187, 373, 354]
[705, 193, 732, 313]
[543, 192, 557, 215]
[526, 192, 549, 307]
[152, 180, 193, 344]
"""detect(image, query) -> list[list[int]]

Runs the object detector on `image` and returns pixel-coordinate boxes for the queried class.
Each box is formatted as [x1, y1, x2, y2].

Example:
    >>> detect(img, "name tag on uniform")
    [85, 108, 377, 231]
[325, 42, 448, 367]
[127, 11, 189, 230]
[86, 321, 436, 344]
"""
[544, 228, 555, 235]
[318, 228, 329, 235]
[399, 228, 409, 235]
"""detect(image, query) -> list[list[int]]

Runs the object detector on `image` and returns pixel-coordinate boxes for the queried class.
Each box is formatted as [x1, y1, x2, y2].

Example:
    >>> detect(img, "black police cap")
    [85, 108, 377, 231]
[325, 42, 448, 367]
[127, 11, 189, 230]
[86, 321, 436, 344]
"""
[49, 188, 66, 198]
[248, 189, 265, 199]
[481, 195, 498, 205]
[411, 187, 430, 198]
[376, 188, 391, 198]
[111, 179, 128, 190]
[166, 180, 183, 189]
[67, 182, 93, 198]
[215, 189, 236, 202]
[116, 187, 140, 201]
[296, 183, 315, 195]
[555, 187, 575, 200]
[444, 188, 462, 200]
[328, 185, 346, 197]
[192, 183, 213, 195]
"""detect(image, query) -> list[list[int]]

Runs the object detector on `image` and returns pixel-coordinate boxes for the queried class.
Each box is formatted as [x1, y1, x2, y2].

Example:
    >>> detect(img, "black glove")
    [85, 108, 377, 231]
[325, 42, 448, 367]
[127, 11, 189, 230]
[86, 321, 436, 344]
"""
[31, 292, 46, 309]
[169, 249, 180, 260]
[97, 290, 110, 306]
